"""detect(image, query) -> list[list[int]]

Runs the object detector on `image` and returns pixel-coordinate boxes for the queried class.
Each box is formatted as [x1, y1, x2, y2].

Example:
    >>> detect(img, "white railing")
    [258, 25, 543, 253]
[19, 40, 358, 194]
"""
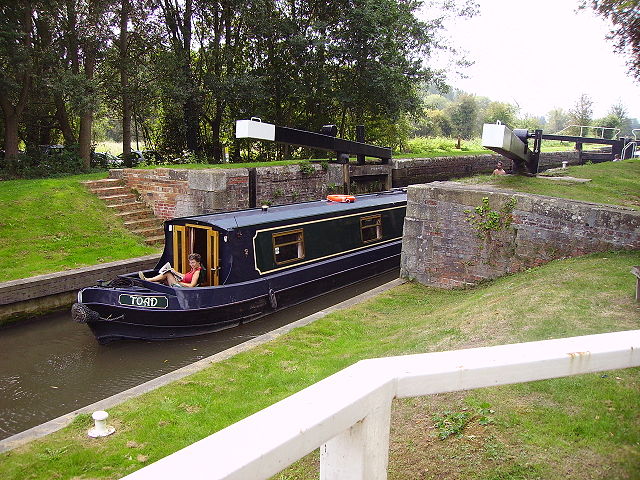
[122, 330, 640, 480]
[553, 124, 621, 139]
[621, 140, 637, 159]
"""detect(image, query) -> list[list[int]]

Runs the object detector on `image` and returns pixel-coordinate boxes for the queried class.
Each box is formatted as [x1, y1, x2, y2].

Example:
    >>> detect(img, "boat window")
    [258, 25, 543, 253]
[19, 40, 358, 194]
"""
[273, 229, 305, 264]
[361, 215, 382, 243]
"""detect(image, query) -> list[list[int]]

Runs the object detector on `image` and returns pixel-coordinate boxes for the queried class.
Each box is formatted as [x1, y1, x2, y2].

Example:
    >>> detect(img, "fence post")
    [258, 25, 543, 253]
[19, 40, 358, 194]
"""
[319, 396, 392, 480]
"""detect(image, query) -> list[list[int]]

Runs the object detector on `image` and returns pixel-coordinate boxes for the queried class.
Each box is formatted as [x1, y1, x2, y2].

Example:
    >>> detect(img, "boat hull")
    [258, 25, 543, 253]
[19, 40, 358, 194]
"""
[76, 241, 400, 343]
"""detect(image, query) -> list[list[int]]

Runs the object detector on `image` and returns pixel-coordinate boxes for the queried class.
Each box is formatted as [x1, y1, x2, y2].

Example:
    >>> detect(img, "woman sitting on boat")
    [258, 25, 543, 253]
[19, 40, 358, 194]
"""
[139, 253, 203, 288]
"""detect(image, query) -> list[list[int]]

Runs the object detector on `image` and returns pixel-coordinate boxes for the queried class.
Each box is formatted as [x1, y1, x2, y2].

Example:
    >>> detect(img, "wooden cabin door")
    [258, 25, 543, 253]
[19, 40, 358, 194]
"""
[173, 224, 219, 287]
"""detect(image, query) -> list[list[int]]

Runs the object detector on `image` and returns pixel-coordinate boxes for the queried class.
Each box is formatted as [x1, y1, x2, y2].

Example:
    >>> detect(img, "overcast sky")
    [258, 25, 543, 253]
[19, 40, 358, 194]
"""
[421, 0, 640, 121]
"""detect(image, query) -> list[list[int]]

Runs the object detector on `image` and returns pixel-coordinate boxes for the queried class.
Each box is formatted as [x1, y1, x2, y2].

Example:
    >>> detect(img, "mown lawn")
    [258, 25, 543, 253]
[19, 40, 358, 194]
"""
[0, 173, 160, 282]
[460, 158, 640, 210]
[1, 250, 638, 479]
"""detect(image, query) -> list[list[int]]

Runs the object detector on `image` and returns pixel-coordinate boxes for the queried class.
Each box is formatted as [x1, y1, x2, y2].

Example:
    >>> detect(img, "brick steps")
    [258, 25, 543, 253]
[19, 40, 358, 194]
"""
[100, 193, 138, 206]
[92, 186, 131, 197]
[144, 234, 166, 245]
[84, 179, 165, 245]
[115, 208, 155, 222]
[124, 217, 162, 230]
[84, 178, 123, 189]
[108, 201, 146, 213]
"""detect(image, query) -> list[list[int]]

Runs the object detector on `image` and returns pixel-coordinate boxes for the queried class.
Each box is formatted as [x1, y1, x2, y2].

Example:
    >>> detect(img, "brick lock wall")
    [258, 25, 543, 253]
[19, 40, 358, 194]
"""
[107, 152, 581, 221]
[255, 163, 329, 205]
[110, 168, 190, 219]
[391, 151, 580, 188]
[110, 168, 250, 219]
[400, 182, 640, 288]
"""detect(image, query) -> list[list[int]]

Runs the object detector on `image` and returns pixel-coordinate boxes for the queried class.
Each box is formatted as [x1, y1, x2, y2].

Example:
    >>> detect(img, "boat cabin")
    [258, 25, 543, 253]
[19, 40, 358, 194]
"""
[162, 190, 407, 287]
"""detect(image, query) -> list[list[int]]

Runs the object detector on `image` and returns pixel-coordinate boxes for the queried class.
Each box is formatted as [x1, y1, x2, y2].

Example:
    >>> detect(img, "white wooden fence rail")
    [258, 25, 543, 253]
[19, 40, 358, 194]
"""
[122, 330, 640, 480]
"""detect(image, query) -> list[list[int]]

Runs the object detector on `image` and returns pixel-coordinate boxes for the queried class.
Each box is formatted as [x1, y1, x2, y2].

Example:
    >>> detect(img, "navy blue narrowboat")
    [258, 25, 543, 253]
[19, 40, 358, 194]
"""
[73, 190, 407, 343]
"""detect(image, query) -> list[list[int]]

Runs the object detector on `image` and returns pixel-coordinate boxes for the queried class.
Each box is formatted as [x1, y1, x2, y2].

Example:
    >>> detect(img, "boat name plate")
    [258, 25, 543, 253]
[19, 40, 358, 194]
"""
[118, 294, 169, 309]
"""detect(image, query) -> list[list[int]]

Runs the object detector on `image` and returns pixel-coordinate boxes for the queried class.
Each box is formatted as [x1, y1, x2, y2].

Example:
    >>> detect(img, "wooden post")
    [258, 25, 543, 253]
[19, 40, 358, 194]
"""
[343, 164, 350, 195]
[320, 397, 392, 480]
[632, 267, 640, 302]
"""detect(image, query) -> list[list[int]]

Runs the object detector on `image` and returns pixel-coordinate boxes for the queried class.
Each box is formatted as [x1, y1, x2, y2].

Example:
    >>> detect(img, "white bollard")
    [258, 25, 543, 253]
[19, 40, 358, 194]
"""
[562, 161, 568, 169]
[88, 410, 116, 438]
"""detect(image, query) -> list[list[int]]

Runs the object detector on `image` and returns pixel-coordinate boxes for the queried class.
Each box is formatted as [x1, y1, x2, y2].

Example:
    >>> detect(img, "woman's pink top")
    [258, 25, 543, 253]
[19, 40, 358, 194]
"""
[182, 267, 202, 284]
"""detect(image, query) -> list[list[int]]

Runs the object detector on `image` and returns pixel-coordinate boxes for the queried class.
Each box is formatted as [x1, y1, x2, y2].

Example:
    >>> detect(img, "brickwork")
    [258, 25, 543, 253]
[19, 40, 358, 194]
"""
[110, 168, 250, 218]
[0, 255, 160, 324]
[106, 152, 579, 220]
[391, 151, 580, 187]
[400, 181, 640, 288]
[255, 163, 329, 205]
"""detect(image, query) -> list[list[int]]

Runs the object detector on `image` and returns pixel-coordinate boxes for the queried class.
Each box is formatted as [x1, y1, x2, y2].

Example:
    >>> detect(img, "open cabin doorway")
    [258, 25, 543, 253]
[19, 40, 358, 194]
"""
[172, 224, 219, 286]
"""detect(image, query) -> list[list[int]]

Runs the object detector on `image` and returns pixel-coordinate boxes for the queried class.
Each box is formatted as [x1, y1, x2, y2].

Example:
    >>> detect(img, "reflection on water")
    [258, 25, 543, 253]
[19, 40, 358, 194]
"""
[0, 270, 398, 440]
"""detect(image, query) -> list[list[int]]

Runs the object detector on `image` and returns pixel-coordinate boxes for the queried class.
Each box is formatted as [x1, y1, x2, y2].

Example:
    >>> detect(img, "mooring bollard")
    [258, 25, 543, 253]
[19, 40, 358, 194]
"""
[88, 410, 116, 438]
[562, 161, 568, 169]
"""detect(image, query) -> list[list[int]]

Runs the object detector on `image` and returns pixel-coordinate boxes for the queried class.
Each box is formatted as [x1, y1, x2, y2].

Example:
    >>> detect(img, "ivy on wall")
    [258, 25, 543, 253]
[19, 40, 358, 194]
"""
[464, 196, 518, 243]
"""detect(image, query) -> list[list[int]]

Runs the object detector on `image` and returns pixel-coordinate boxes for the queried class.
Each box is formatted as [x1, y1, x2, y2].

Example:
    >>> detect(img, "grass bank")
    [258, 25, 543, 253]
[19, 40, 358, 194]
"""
[0, 173, 160, 282]
[1, 250, 638, 479]
[2, 160, 635, 283]
[461, 158, 640, 210]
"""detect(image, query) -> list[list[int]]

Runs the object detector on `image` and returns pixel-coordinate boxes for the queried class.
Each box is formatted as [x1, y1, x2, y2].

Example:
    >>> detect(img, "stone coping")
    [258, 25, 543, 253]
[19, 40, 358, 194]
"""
[0, 255, 161, 306]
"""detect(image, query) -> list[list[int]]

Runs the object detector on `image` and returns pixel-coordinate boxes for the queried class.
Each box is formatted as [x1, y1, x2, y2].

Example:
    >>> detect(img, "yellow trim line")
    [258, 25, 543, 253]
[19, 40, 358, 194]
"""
[252, 205, 405, 275]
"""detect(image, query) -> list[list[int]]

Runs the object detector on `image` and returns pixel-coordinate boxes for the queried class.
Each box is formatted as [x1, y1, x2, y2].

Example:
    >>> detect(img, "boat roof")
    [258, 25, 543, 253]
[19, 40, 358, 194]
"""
[172, 190, 407, 230]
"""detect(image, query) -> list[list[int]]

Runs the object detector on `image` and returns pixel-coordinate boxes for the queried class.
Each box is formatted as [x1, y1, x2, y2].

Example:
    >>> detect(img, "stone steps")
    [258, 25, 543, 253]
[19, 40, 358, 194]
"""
[115, 208, 155, 222]
[108, 201, 146, 213]
[144, 234, 166, 245]
[92, 185, 131, 197]
[84, 179, 165, 245]
[124, 217, 162, 230]
[83, 178, 123, 190]
[100, 193, 139, 206]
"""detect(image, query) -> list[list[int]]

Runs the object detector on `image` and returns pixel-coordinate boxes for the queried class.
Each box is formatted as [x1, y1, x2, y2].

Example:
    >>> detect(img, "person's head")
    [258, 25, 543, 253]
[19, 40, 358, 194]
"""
[188, 253, 202, 267]
[496, 161, 503, 169]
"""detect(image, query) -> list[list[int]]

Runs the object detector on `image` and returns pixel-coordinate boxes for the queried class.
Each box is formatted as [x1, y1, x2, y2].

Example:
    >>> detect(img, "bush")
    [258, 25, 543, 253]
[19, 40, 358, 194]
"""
[0, 147, 86, 179]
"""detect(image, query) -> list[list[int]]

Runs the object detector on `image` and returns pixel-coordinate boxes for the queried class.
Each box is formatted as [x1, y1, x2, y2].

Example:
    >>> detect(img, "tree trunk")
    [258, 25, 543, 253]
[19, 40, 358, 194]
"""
[79, 46, 96, 170]
[2, 110, 20, 163]
[54, 93, 76, 145]
[1, 3, 33, 165]
[182, 0, 199, 153]
[120, 0, 132, 156]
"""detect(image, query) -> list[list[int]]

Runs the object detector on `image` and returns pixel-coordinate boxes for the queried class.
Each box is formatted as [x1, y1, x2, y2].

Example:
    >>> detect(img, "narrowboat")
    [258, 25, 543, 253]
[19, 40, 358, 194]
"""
[72, 190, 407, 343]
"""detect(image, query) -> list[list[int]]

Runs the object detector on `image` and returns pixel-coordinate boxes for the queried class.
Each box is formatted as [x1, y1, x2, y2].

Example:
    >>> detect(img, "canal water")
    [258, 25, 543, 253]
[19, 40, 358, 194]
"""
[0, 270, 399, 440]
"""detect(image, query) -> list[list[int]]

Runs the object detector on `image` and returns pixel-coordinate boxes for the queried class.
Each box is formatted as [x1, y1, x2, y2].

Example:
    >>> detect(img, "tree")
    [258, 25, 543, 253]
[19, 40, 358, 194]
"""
[596, 100, 630, 137]
[482, 101, 518, 129]
[515, 115, 545, 131]
[413, 108, 452, 137]
[607, 100, 631, 134]
[156, 0, 201, 154]
[569, 93, 594, 136]
[547, 108, 570, 133]
[54, 0, 114, 169]
[0, 2, 35, 164]
[448, 94, 478, 139]
[582, 0, 640, 82]
[327, 0, 439, 137]
[119, 0, 132, 157]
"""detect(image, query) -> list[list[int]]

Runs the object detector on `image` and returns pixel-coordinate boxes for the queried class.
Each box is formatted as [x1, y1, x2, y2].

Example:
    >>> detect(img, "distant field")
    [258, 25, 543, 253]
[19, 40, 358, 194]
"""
[94, 140, 147, 155]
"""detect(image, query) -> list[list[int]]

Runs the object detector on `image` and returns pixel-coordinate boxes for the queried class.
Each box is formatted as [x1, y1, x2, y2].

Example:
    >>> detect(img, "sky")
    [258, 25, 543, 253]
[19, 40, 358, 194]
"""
[420, 0, 640, 121]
